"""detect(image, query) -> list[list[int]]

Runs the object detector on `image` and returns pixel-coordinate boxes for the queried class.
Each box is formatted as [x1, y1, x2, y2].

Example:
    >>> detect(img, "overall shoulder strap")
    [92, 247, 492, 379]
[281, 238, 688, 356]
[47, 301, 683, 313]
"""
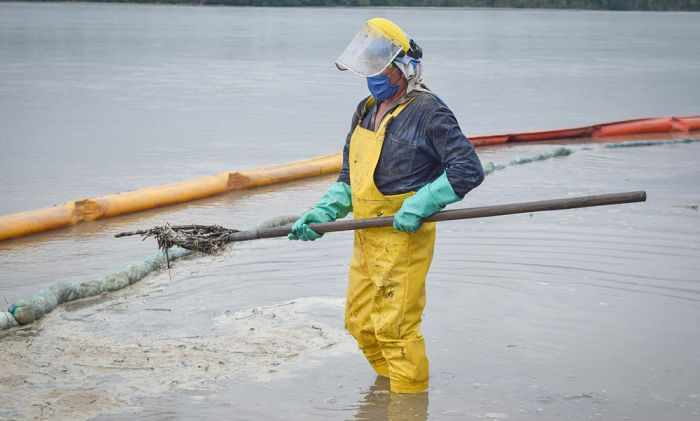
[357, 96, 375, 126]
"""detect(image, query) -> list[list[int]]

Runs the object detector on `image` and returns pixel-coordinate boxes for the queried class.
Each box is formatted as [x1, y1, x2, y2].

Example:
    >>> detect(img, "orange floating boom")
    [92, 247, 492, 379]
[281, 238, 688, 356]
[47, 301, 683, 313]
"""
[470, 115, 700, 146]
[0, 114, 698, 241]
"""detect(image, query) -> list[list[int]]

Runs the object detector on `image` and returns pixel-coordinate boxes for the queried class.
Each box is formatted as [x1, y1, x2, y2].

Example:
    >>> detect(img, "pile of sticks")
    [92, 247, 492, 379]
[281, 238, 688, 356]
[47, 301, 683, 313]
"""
[115, 224, 240, 254]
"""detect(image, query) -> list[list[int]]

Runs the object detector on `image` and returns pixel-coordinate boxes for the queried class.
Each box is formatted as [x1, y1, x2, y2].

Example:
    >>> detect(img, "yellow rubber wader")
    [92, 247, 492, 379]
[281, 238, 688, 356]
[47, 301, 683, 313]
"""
[344, 98, 436, 393]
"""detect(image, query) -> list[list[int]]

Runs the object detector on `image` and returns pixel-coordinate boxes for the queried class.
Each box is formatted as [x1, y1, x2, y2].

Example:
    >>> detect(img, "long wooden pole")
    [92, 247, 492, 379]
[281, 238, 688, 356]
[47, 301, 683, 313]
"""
[227, 191, 646, 242]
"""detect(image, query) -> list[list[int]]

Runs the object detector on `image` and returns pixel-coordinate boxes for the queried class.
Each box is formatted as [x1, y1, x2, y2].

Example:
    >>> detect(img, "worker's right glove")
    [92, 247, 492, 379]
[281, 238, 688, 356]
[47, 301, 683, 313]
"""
[393, 172, 461, 233]
[288, 182, 352, 241]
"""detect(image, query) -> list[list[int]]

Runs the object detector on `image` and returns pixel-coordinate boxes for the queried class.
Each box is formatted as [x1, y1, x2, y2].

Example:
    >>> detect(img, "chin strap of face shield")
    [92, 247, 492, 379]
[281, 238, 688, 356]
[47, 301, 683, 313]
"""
[398, 39, 423, 60]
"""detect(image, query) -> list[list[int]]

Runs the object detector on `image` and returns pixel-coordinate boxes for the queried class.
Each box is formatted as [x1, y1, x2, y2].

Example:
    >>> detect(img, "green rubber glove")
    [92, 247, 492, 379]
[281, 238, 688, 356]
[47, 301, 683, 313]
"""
[393, 172, 461, 233]
[289, 182, 352, 241]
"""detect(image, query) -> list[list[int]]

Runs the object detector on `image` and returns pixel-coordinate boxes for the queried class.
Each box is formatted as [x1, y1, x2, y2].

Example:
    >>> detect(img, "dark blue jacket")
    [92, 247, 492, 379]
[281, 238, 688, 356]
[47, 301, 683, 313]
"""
[338, 90, 484, 197]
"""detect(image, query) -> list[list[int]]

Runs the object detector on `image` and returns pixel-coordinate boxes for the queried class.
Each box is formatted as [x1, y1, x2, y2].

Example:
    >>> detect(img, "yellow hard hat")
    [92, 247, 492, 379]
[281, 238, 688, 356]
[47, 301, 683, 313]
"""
[367, 18, 411, 53]
[335, 18, 420, 77]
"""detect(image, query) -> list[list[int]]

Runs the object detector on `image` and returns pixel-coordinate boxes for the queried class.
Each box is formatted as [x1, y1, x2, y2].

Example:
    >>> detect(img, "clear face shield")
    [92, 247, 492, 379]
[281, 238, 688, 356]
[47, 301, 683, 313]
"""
[335, 23, 404, 78]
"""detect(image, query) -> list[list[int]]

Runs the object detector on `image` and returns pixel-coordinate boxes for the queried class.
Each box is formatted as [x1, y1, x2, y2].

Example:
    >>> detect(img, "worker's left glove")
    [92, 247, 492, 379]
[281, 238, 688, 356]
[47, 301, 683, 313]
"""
[289, 182, 352, 241]
[393, 172, 461, 233]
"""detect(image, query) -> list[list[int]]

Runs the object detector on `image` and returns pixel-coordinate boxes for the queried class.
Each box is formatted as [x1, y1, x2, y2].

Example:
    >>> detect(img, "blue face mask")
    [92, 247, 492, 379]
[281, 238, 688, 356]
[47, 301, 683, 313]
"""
[367, 72, 399, 102]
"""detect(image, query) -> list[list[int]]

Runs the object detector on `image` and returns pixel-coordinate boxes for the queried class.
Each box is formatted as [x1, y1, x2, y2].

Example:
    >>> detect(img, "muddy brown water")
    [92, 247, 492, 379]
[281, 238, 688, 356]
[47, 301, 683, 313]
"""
[1, 3, 700, 420]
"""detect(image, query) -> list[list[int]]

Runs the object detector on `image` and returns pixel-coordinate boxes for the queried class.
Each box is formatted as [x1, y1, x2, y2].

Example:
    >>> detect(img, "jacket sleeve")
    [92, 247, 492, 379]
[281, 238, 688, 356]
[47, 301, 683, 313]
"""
[426, 106, 484, 198]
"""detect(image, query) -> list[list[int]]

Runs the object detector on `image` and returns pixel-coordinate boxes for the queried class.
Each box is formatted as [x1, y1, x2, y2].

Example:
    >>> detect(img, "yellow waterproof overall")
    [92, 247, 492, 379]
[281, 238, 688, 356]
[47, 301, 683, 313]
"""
[345, 99, 436, 393]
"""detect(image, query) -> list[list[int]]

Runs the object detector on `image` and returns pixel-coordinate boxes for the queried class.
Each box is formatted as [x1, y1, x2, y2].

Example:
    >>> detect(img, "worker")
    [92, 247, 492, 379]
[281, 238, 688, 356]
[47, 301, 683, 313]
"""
[289, 18, 484, 394]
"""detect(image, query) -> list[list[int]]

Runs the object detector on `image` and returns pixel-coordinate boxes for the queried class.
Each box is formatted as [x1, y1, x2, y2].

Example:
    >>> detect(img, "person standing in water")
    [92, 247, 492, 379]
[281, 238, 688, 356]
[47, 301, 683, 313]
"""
[289, 18, 484, 393]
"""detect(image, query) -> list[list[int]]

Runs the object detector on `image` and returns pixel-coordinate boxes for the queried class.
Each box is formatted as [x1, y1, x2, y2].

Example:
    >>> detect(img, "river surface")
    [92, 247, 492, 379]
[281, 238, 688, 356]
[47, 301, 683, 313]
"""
[1, 3, 699, 420]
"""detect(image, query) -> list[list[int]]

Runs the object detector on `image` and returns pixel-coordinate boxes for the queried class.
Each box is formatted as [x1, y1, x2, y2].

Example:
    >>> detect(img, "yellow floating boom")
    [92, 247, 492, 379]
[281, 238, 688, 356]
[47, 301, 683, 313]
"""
[0, 153, 341, 241]
[2, 114, 698, 242]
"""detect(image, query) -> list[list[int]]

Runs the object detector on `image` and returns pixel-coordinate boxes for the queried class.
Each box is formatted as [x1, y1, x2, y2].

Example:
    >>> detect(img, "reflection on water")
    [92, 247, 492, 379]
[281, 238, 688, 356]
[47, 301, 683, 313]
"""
[353, 377, 429, 421]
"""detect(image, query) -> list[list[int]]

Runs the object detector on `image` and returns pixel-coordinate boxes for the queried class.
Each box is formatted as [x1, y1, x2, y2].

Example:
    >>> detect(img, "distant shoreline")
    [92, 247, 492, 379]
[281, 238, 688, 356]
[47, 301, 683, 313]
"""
[3, 0, 698, 11]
